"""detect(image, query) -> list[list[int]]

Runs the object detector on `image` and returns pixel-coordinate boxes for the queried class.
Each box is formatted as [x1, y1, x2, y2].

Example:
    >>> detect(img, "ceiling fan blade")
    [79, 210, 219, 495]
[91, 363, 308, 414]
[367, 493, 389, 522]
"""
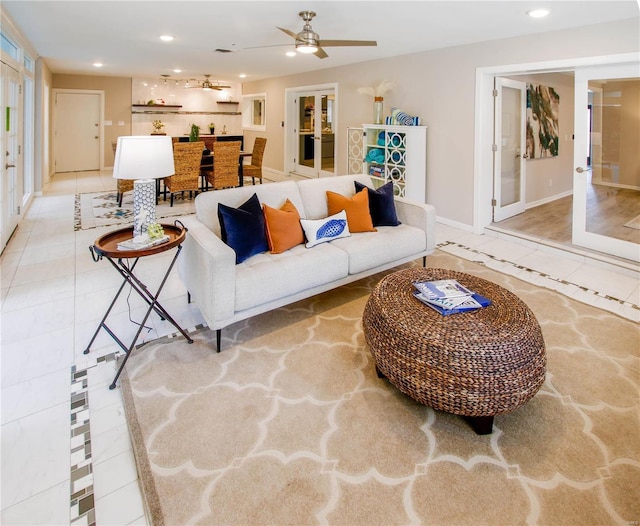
[318, 39, 377, 47]
[314, 47, 329, 59]
[277, 27, 299, 40]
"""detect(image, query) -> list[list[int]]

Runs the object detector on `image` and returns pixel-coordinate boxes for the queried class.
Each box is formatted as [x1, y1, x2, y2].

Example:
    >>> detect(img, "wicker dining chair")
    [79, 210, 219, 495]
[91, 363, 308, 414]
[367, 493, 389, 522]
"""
[205, 141, 242, 190]
[163, 141, 204, 206]
[113, 140, 134, 207]
[243, 137, 267, 185]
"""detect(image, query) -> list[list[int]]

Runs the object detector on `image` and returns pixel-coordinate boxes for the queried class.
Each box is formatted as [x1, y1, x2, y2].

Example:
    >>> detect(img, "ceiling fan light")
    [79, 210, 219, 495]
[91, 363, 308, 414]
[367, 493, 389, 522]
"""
[296, 42, 318, 54]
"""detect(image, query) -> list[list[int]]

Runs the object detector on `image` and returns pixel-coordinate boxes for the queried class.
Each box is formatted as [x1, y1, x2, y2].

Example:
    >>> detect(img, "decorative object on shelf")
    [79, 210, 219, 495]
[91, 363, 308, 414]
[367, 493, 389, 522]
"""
[152, 120, 165, 134]
[357, 80, 396, 125]
[386, 108, 421, 126]
[189, 123, 200, 142]
[112, 136, 175, 237]
[208, 122, 216, 134]
[221, 124, 227, 135]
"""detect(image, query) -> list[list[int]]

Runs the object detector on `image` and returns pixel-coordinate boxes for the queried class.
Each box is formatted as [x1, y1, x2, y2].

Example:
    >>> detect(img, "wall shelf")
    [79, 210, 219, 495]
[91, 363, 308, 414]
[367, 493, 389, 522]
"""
[217, 101, 239, 105]
[132, 104, 182, 108]
[132, 108, 241, 116]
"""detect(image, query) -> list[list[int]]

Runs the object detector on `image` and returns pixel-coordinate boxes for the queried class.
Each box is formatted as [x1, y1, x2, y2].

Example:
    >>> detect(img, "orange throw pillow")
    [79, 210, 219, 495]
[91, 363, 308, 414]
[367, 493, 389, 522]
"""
[326, 189, 376, 233]
[263, 199, 304, 253]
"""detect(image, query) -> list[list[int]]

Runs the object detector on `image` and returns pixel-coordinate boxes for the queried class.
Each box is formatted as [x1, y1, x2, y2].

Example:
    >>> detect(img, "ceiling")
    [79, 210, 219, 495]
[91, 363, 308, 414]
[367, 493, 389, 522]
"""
[4, 1, 639, 83]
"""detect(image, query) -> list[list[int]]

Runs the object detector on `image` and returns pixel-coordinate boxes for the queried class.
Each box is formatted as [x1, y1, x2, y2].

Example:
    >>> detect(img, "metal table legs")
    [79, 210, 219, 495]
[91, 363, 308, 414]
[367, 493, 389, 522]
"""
[83, 245, 193, 389]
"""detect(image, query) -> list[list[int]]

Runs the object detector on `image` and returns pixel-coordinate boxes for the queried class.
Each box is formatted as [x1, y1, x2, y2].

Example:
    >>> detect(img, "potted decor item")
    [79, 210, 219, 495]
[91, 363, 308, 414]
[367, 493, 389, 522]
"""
[357, 80, 396, 125]
[189, 123, 200, 142]
[151, 120, 165, 135]
[208, 122, 216, 134]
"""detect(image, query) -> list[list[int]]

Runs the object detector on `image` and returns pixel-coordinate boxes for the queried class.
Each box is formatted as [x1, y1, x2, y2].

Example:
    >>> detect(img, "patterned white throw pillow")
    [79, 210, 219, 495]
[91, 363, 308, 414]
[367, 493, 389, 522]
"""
[300, 210, 351, 248]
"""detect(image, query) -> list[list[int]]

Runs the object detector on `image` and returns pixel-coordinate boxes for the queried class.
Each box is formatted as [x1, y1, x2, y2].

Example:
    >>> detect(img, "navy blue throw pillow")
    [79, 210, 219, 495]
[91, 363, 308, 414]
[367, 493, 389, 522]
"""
[218, 193, 268, 263]
[354, 181, 400, 227]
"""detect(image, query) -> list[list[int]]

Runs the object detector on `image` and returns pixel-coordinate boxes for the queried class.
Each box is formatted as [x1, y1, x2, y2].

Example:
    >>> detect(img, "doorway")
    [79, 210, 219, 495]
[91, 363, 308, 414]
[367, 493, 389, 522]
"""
[53, 89, 103, 172]
[476, 53, 640, 262]
[1, 61, 22, 250]
[285, 84, 337, 178]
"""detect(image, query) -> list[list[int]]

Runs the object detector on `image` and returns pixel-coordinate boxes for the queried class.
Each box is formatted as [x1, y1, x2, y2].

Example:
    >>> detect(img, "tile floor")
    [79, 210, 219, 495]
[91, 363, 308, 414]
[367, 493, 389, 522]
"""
[1, 170, 638, 525]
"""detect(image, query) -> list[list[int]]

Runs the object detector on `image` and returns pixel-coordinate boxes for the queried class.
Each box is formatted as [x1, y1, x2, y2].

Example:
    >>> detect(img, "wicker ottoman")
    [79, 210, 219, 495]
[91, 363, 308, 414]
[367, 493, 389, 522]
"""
[363, 268, 546, 434]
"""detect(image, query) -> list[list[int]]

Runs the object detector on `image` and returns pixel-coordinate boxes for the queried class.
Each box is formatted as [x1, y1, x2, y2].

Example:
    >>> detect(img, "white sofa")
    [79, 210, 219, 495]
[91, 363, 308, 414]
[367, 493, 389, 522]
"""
[177, 174, 436, 351]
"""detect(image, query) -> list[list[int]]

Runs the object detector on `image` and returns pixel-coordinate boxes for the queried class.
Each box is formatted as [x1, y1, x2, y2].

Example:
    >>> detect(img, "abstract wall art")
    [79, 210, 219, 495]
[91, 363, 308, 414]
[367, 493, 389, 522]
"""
[526, 83, 560, 158]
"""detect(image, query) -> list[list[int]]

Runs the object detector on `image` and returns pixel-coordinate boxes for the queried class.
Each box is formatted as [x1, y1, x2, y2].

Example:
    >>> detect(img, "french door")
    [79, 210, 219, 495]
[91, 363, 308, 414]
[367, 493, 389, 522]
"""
[1, 62, 22, 251]
[294, 89, 336, 178]
[573, 63, 640, 262]
[493, 77, 527, 222]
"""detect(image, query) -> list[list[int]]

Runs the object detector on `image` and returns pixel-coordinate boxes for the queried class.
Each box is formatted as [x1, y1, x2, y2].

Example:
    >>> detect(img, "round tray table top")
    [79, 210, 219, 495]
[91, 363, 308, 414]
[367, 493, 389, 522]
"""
[92, 223, 186, 258]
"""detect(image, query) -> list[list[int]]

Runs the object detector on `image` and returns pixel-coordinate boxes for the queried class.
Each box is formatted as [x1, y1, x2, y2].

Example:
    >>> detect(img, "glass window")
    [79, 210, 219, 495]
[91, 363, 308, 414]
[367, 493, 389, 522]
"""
[24, 54, 34, 73]
[1, 33, 19, 61]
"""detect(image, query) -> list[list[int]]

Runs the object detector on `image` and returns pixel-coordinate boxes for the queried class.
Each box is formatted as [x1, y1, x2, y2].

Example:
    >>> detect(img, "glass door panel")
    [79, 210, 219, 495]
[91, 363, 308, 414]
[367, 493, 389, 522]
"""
[493, 78, 526, 222]
[573, 64, 640, 261]
[295, 90, 335, 177]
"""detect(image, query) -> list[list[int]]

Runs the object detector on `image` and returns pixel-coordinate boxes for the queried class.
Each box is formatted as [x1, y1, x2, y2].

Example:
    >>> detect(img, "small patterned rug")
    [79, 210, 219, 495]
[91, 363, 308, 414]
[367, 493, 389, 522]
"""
[74, 191, 195, 231]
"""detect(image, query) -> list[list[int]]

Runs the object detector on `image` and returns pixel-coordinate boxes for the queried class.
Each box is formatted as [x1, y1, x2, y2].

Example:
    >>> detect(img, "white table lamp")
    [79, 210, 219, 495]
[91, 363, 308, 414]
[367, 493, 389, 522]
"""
[113, 136, 175, 237]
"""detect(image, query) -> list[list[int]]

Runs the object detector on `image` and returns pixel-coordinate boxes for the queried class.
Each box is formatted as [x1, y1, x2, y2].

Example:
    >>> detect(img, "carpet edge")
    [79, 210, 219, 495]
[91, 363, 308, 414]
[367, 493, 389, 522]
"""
[120, 365, 166, 526]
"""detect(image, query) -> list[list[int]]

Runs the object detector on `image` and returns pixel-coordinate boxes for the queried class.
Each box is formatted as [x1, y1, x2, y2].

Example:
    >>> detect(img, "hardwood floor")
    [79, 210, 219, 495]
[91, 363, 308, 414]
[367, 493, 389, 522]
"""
[493, 182, 640, 248]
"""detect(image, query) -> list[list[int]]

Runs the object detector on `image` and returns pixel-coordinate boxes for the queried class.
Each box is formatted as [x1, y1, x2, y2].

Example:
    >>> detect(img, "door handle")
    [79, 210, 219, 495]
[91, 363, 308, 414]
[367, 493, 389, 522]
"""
[5, 163, 15, 169]
[575, 166, 591, 173]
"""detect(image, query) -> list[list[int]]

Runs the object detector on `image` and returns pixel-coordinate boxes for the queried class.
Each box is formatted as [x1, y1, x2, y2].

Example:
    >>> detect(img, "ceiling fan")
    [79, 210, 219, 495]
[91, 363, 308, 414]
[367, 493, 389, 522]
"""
[184, 74, 231, 91]
[277, 11, 377, 59]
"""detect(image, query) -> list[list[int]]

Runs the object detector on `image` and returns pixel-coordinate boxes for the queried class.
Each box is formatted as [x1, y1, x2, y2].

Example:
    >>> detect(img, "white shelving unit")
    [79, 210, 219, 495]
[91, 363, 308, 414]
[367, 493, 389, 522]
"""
[362, 124, 427, 203]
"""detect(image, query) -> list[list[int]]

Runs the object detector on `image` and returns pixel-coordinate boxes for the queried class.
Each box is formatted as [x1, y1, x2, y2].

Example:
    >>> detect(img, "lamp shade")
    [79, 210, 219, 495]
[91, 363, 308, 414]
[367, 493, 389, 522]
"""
[113, 136, 175, 180]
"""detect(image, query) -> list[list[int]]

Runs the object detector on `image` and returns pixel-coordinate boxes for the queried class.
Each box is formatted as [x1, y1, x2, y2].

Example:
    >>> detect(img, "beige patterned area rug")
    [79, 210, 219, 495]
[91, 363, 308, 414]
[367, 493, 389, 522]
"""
[120, 251, 639, 526]
[74, 191, 195, 230]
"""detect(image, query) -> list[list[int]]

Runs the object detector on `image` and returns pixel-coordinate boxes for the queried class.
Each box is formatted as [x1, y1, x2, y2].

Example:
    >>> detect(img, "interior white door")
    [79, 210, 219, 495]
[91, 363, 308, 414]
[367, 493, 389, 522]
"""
[294, 89, 335, 177]
[493, 77, 527, 222]
[1, 62, 22, 251]
[54, 91, 101, 172]
[573, 63, 640, 262]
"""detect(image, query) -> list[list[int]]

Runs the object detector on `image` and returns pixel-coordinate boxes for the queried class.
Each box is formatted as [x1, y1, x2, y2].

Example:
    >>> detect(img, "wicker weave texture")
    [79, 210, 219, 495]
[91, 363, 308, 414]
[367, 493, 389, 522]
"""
[164, 141, 204, 193]
[206, 141, 241, 189]
[243, 137, 266, 181]
[363, 268, 546, 417]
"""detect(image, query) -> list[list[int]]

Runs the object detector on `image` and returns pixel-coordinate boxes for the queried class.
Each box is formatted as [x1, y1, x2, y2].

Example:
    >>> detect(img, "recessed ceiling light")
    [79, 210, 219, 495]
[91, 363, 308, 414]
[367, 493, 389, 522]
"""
[160, 35, 174, 42]
[173, 69, 181, 73]
[286, 51, 296, 57]
[93, 62, 103, 68]
[527, 8, 550, 18]
[239, 73, 247, 78]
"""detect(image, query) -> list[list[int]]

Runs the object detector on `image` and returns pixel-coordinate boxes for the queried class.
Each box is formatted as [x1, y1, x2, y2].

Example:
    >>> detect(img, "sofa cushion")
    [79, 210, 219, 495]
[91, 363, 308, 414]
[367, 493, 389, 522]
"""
[354, 181, 400, 227]
[300, 210, 351, 248]
[327, 188, 376, 233]
[296, 174, 372, 220]
[234, 243, 349, 311]
[195, 181, 305, 236]
[263, 199, 304, 254]
[217, 193, 268, 264]
[331, 224, 427, 274]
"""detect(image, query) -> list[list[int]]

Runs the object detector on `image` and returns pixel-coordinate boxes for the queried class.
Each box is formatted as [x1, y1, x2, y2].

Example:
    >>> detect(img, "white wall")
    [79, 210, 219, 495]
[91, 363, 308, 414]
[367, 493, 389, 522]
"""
[243, 18, 639, 227]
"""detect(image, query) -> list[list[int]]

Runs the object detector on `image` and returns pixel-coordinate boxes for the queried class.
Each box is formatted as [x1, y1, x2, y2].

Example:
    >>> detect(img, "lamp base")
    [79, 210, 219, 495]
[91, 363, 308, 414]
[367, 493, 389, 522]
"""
[133, 179, 157, 237]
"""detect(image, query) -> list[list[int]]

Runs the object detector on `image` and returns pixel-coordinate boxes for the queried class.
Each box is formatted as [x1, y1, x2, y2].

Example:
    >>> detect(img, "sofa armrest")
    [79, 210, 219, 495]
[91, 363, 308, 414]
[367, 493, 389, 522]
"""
[394, 197, 437, 253]
[177, 216, 236, 326]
